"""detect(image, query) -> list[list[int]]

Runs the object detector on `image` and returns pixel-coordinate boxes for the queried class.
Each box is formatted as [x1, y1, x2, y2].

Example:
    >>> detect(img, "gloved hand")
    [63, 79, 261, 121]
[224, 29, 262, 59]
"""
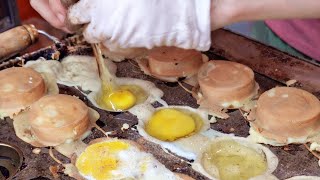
[68, 0, 212, 51]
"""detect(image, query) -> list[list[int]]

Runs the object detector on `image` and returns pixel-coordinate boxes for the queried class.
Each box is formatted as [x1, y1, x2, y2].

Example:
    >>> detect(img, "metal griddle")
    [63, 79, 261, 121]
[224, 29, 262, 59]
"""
[0, 29, 319, 180]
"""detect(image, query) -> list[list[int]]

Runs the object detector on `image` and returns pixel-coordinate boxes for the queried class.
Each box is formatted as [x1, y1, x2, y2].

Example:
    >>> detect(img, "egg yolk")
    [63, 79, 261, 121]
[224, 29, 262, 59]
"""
[145, 109, 201, 141]
[202, 140, 267, 180]
[103, 90, 137, 111]
[76, 141, 130, 180]
[97, 84, 137, 111]
[97, 84, 147, 111]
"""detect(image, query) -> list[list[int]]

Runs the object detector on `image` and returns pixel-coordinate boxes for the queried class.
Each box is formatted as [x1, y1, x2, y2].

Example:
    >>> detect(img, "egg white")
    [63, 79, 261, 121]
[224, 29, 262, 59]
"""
[24, 56, 113, 92]
[135, 105, 279, 180]
[87, 76, 166, 112]
[24, 56, 166, 113]
[136, 105, 232, 160]
[25, 56, 280, 180]
[75, 139, 181, 180]
[192, 136, 279, 180]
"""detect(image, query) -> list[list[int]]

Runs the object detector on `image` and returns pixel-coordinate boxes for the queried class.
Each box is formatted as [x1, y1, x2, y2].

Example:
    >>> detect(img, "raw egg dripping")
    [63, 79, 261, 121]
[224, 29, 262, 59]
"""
[96, 84, 148, 111]
[92, 44, 147, 111]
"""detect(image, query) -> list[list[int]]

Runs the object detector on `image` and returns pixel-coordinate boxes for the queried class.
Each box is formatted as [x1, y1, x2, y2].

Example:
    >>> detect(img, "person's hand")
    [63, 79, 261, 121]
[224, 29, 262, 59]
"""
[30, 0, 70, 32]
[68, 0, 212, 51]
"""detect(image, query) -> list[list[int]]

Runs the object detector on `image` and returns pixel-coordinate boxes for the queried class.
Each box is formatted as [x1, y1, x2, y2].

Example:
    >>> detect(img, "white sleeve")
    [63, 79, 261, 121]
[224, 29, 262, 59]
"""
[69, 0, 212, 51]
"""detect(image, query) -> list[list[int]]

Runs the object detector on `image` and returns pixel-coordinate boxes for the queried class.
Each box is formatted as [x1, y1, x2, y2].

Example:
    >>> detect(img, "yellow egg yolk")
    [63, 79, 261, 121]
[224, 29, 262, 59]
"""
[76, 141, 130, 180]
[97, 84, 137, 111]
[145, 109, 203, 141]
[97, 84, 147, 111]
[103, 90, 137, 111]
[202, 140, 267, 180]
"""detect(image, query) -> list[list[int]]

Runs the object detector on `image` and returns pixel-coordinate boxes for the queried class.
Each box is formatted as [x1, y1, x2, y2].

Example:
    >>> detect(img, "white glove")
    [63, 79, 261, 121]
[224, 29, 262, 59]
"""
[68, 0, 212, 51]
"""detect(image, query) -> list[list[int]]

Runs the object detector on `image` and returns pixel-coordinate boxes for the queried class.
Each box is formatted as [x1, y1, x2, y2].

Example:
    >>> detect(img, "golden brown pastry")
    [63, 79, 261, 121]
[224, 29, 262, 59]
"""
[136, 46, 207, 83]
[194, 61, 259, 119]
[251, 87, 320, 144]
[0, 67, 46, 118]
[13, 94, 93, 147]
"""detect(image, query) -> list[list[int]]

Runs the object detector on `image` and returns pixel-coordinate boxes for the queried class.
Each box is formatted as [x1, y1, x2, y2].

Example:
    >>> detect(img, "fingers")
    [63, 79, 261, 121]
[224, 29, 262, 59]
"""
[48, 0, 68, 23]
[49, 0, 76, 33]
[68, 0, 91, 24]
[30, 0, 68, 31]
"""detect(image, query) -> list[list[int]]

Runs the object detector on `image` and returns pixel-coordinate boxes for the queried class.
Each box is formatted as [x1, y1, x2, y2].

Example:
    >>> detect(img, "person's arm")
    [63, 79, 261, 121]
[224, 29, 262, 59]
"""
[211, 0, 320, 30]
[34, 0, 320, 32]
[30, 0, 320, 50]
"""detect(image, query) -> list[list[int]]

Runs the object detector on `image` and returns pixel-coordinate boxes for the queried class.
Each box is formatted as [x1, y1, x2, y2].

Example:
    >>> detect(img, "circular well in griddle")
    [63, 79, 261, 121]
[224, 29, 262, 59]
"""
[0, 143, 23, 179]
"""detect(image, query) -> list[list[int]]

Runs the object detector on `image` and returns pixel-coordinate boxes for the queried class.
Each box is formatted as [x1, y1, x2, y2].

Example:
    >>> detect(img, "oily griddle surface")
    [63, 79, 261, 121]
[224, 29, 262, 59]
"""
[0, 59, 319, 180]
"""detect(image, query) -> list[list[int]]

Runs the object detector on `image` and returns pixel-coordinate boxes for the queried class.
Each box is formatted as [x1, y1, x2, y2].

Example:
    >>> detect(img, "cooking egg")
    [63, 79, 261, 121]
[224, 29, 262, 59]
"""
[88, 77, 166, 112]
[24, 58, 62, 77]
[64, 138, 190, 180]
[25, 55, 117, 92]
[193, 136, 278, 180]
[135, 46, 208, 86]
[96, 84, 139, 111]
[135, 105, 278, 179]
[248, 87, 320, 146]
[0, 67, 58, 118]
[136, 105, 229, 160]
[25, 56, 166, 112]
[195, 60, 259, 118]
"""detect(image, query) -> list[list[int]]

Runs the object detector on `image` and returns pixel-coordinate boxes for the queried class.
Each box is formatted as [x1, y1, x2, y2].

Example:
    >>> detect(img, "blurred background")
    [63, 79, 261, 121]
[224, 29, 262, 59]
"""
[0, 0, 66, 53]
